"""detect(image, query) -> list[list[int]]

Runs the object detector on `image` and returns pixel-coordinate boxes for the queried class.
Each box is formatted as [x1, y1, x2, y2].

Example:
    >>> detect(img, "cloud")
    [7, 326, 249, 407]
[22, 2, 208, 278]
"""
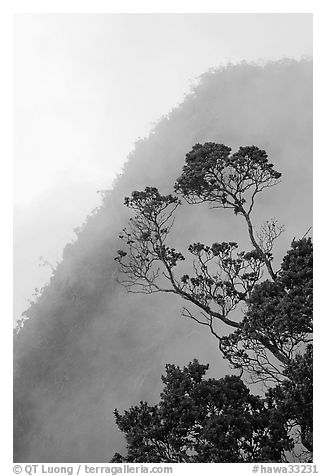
[14, 58, 312, 462]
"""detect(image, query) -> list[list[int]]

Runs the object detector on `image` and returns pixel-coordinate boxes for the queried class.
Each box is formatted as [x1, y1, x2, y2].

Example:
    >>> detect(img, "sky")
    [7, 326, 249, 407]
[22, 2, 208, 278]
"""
[13, 13, 312, 322]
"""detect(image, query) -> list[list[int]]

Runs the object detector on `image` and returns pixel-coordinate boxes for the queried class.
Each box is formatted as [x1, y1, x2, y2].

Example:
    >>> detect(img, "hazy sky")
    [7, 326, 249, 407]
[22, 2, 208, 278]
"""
[14, 13, 312, 322]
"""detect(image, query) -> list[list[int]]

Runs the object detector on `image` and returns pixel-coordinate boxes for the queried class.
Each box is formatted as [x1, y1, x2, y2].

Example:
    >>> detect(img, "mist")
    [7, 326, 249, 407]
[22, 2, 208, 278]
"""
[14, 59, 312, 462]
[14, 13, 312, 322]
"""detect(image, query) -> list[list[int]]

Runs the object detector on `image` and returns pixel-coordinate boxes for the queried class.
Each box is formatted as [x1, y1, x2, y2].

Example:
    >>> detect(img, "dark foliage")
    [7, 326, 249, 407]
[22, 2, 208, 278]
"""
[112, 360, 292, 463]
[13, 60, 312, 462]
[116, 144, 312, 384]
[116, 142, 313, 460]
[175, 143, 281, 214]
[267, 345, 313, 453]
[220, 238, 313, 384]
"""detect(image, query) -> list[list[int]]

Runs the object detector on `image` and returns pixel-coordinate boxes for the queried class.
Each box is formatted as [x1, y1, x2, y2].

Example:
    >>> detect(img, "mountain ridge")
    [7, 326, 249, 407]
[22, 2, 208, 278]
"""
[14, 58, 312, 462]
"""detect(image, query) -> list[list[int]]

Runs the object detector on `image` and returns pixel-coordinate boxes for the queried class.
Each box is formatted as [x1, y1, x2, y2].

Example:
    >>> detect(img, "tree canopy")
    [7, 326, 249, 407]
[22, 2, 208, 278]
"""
[114, 142, 313, 462]
[112, 360, 292, 463]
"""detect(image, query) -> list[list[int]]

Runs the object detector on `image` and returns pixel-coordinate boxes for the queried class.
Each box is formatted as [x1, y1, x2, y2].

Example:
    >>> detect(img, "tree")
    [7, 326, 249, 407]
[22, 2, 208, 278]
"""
[112, 360, 292, 463]
[115, 142, 313, 458]
[220, 237, 313, 384]
[267, 344, 313, 455]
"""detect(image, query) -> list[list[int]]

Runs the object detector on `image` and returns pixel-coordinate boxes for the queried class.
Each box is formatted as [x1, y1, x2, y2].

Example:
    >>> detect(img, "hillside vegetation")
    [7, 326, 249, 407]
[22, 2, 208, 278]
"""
[14, 59, 312, 462]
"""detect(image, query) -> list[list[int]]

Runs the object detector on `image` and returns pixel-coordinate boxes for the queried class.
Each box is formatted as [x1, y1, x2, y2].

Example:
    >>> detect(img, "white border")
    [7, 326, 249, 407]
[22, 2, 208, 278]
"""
[2, 2, 323, 473]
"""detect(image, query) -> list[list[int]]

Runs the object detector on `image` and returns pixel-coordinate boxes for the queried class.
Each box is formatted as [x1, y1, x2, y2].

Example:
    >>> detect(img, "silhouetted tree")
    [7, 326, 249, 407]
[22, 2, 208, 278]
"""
[112, 360, 292, 463]
[267, 344, 313, 455]
[115, 143, 313, 459]
[220, 237, 313, 384]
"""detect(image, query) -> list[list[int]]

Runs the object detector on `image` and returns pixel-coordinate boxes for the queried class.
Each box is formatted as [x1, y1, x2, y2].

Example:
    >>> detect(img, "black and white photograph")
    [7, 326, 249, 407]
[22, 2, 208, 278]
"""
[12, 10, 314, 472]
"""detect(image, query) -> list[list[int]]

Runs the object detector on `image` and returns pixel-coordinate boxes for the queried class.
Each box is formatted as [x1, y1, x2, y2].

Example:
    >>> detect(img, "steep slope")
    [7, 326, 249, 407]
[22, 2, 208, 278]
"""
[14, 59, 312, 462]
